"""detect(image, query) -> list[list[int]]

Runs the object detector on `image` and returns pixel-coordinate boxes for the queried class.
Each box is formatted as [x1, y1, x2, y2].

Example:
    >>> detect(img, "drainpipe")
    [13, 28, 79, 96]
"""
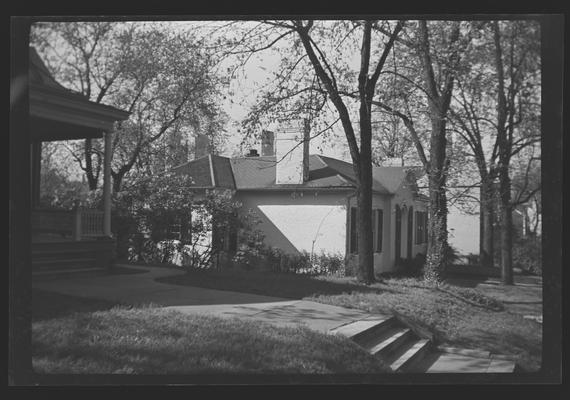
[345, 191, 357, 268]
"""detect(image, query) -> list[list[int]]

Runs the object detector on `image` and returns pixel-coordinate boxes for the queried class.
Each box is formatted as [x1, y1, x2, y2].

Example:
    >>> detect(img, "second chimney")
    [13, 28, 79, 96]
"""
[275, 119, 310, 185]
[261, 130, 275, 156]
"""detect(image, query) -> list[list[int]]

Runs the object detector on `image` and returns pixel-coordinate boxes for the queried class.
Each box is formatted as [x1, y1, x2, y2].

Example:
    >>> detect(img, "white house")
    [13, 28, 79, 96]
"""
[174, 121, 428, 274]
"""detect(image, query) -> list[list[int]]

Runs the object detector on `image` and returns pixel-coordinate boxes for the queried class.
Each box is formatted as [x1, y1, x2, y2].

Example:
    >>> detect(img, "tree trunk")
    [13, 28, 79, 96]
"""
[424, 117, 449, 283]
[84, 138, 99, 190]
[499, 165, 514, 285]
[356, 155, 375, 284]
[112, 171, 124, 193]
[479, 175, 495, 268]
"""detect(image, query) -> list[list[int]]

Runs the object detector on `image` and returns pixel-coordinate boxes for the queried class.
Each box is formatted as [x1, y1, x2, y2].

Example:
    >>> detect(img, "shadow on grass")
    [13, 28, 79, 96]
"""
[33, 289, 123, 322]
[155, 268, 400, 300]
[445, 275, 490, 288]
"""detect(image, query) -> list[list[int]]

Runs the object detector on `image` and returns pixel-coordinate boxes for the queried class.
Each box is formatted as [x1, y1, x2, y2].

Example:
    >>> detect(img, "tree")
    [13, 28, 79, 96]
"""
[446, 20, 539, 282]
[370, 20, 471, 283]
[492, 20, 541, 285]
[110, 171, 244, 268]
[226, 20, 404, 284]
[31, 21, 227, 194]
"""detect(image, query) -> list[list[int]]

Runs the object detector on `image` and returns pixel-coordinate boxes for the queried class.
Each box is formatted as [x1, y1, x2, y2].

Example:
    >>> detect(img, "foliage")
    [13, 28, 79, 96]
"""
[31, 21, 228, 192]
[220, 19, 408, 284]
[109, 172, 244, 268]
[243, 246, 347, 277]
[38, 142, 90, 209]
[396, 253, 426, 278]
[39, 170, 88, 210]
[512, 233, 542, 276]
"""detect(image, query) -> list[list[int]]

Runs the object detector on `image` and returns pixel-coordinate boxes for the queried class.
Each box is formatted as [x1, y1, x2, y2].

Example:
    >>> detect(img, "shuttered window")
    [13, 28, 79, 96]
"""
[376, 209, 383, 252]
[350, 207, 358, 254]
[415, 211, 428, 244]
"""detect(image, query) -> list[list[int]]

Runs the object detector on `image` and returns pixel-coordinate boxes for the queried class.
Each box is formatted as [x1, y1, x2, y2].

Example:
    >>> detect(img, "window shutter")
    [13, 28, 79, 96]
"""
[350, 207, 358, 254]
[377, 209, 383, 252]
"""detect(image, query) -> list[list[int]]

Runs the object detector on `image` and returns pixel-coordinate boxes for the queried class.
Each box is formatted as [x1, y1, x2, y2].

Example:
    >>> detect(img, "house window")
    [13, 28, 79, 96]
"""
[350, 207, 358, 254]
[376, 209, 383, 252]
[351, 207, 383, 254]
[415, 211, 428, 244]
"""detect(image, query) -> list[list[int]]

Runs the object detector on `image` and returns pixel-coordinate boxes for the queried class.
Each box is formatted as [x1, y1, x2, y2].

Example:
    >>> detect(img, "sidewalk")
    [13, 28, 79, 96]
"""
[33, 264, 286, 306]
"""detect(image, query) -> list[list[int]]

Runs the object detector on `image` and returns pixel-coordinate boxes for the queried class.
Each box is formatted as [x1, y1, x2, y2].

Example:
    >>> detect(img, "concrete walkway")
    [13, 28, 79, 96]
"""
[33, 264, 286, 307]
[33, 264, 515, 373]
[33, 264, 379, 333]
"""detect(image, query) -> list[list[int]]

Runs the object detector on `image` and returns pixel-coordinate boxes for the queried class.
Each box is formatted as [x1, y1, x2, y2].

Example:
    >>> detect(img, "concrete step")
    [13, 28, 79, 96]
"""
[389, 339, 432, 372]
[330, 316, 397, 345]
[413, 350, 517, 373]
[364, 326, 414, 357]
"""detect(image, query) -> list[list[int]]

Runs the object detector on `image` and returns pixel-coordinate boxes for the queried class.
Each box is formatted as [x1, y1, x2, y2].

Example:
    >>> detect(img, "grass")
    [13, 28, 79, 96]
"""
[157, 267, 542, 372]
[32, 301, 390, 375]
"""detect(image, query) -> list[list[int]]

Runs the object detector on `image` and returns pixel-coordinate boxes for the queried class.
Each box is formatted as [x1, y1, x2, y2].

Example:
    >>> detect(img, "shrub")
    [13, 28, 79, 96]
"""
[258, 247, 347, 276]
[397, 253, 426, 277]
[512, 234, 542, 275]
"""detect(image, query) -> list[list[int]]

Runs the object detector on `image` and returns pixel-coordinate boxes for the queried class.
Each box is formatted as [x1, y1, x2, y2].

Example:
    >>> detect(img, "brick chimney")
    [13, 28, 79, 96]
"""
[275, 119, 310, 184]
[194, 134, 210, 159]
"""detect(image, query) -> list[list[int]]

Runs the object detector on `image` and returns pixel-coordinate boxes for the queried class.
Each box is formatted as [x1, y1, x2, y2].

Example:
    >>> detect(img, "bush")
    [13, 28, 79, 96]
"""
[444, 244, 462, 265]
[258, 247, 347, 276]
[397, 253, 426, 277]
[513, 235, 541, 275]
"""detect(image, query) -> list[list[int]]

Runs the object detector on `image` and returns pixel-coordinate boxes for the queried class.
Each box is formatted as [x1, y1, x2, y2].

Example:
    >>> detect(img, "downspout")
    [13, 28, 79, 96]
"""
[345, 191, 357, 270]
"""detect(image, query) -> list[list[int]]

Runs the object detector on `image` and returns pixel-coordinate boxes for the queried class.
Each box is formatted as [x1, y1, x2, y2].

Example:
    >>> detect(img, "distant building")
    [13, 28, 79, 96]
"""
[174, 121, 429, 274]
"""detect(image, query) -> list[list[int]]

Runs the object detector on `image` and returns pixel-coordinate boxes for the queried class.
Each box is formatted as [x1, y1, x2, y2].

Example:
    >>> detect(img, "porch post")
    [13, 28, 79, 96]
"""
[103, 128, 114, 237]
[30, 141, 42, 208]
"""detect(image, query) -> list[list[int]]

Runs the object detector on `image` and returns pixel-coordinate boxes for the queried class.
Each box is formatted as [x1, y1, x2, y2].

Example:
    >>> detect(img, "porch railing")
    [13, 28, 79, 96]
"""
[32, 206, 105, 240]
[80, 209, 105, 237]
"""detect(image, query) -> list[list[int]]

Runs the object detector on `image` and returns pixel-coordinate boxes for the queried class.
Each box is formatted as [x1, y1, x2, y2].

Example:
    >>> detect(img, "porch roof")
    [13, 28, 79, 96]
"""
[29, 47, 130, 142]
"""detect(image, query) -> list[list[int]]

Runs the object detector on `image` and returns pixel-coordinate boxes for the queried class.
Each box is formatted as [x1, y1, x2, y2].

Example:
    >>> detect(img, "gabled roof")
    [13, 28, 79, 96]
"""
[172, 154, 235, 189]
[173, 153, 422, 195]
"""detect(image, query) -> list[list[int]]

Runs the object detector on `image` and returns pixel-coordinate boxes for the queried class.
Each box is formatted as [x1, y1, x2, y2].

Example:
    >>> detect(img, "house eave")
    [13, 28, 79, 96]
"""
[30, 84, 130, 132]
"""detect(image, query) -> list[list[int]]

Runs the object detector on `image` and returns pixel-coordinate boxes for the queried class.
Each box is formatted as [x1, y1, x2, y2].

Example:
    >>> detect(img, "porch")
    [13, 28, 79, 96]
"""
[29, 46, 130, 278]
[32, 207, 116, 277]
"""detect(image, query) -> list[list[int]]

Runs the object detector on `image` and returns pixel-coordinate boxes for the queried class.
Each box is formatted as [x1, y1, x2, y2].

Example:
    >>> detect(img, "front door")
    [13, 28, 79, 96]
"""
[395, 205, 401, 265]
[407, 206, 414, 259]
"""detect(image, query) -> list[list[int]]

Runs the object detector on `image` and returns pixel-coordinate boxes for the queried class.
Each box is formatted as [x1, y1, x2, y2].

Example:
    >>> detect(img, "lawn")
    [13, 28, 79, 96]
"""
[32, 290, 390, 375]
[157, 268, 542, 372]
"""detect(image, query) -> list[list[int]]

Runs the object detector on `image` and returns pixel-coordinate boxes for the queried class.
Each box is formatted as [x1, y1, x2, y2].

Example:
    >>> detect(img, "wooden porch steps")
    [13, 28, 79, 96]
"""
[32, 238, 115, 279]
